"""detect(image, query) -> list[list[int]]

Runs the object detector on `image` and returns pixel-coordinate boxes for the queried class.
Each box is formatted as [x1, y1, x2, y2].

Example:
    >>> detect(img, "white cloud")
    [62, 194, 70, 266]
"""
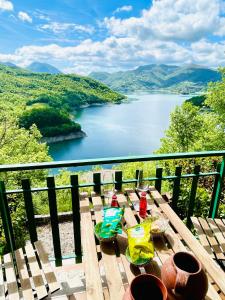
[39, 22, 94, 34]
[0, 0, 13, 11]
[18, 11, 32, 23]
[114, 5, 133, 14]
[0, 36, 224, 75]
[1, 0, 225, 74]
[105, 0, 224, 41]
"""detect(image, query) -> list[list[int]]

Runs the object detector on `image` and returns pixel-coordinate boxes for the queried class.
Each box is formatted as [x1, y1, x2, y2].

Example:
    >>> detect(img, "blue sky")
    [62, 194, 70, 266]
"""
[0, 0, 225, 74]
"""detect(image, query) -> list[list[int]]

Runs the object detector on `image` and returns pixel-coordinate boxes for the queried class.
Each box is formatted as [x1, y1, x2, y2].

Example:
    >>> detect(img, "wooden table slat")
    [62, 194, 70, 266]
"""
[92, 196, 125, 300]
[80, 198, 104, 300]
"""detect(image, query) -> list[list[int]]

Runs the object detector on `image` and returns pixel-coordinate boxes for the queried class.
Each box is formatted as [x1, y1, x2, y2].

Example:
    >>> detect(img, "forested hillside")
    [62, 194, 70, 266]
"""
[0, 63, 125, 138]
[90, 64, 220, 94]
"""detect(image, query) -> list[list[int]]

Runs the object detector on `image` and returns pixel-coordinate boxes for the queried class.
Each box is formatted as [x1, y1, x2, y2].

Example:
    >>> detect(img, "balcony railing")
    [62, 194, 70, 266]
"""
[0, 150, 225, 266]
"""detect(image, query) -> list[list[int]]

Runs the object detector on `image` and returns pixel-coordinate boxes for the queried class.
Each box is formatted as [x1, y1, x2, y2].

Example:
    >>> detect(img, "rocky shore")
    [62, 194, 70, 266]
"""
[41, 130, 87, 144]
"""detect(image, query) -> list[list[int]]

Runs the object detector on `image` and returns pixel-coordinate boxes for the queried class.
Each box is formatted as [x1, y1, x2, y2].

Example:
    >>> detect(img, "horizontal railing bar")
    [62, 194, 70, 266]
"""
[4, 171, 219, 195]
[0, 150, 225, 172]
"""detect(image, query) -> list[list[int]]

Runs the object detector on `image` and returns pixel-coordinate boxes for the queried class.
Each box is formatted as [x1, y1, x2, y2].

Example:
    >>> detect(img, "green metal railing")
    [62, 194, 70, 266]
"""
[0, 150, 225, 266]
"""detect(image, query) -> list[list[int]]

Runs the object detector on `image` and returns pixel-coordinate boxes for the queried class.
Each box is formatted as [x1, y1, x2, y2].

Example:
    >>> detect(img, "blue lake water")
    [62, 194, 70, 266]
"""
[49, 93, 186, 165]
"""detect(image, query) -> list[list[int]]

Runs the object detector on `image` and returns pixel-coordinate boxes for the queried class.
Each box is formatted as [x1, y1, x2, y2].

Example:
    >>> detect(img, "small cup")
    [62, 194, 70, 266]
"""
[123, 274, 167, 300]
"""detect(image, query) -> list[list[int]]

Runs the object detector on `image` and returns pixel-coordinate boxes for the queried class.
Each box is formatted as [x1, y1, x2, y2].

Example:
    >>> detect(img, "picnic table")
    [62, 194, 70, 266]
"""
[72, 187, 225, 300]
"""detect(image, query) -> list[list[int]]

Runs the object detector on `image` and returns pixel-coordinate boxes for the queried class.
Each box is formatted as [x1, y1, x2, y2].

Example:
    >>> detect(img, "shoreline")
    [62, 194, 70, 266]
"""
[41, 130, 87, 144]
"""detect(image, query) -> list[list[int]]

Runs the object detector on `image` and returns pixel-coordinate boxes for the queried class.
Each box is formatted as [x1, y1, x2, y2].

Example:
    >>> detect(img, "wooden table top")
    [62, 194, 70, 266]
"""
[76, 187, 225, 300]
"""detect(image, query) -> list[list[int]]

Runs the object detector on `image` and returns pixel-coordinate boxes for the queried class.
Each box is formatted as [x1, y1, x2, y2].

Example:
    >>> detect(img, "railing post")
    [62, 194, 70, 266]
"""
[155, 167, 163, 193]
[22, 179, 38, 243]
[93, 172, 101, 194]
[115, 171, 122, 192]
[136, 169, 143, 188]
[209, 163, 220, 218]
[71, 175, 82, 262]
[172, 166, 182, 212]
[47, 176, 62, 266]
[187, 165, 200, 228]
[0, 181, 16, 253]
[211, 156, 225, 219]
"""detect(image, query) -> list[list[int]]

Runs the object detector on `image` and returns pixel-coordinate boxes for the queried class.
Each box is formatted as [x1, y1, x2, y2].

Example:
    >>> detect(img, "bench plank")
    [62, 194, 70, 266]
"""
[3, 253, 20, 300]
[207, 218, 225, 254]
[92, 196, 125, 300]
[191, 217, 214, 257]
[25, 243, 48, 299]
[35, 241, 61, 294]
[80, 198, 104, 300]
[198, 217, 224, 260]
[15, 247, 34, 300]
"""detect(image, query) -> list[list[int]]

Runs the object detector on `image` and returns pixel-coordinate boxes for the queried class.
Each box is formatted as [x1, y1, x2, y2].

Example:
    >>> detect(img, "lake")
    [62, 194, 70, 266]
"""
[49, 93, 186, 163]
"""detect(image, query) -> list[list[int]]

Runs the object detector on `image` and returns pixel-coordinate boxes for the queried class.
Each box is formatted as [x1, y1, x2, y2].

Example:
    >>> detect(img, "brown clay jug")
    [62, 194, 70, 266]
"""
[161, 251, 208, 300]
[123, 274, 167, 300]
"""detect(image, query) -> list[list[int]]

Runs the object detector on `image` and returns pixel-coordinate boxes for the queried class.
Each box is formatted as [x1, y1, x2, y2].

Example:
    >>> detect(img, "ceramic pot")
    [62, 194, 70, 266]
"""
[161, 251, 208, 300]
[123, 274, 167, 300]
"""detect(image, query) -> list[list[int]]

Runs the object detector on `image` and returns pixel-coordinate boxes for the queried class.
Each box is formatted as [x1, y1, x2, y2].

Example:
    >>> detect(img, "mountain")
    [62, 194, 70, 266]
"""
[26, 62, 62, 74]
[1, 61, 20, 68]
[90, 64, 221, 93]
[0, 63, 124, 139]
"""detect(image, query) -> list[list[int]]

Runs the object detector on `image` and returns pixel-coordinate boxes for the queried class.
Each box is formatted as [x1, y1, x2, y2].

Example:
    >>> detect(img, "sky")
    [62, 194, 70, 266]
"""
[0, 0, 225, 74]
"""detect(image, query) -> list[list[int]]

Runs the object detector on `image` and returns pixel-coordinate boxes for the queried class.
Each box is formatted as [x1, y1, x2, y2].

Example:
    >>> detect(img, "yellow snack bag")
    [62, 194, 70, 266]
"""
[127, 220, 154, 264]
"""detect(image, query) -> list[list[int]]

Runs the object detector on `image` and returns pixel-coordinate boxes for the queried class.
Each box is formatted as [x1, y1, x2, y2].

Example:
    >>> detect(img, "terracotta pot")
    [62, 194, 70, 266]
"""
[123, 274, 167, 300]
[161, 251, 208, 300]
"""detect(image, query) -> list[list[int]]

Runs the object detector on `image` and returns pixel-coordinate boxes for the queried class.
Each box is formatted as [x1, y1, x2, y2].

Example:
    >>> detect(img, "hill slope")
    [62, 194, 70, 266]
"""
[26, 62, 62, 74]
[0, 63, 125, 139]
[90, 64, 220, 93]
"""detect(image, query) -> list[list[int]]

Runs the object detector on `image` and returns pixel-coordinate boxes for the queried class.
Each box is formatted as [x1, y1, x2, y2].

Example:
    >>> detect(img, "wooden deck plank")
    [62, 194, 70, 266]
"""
[191, 217, 214, 257]
[207, 218, 225, 254]
[25, 242, 48, 299]
[3, 253, 20, 300]
[80, 198, 104, 300]
[0, 257, 5, 300]
[215, 219, 225, 238]
[92, 196, 125, 300]
[150, 188, 225, 298]
[198, 217, 225, 260]
[15, 247, 34, 300]
[35, 240, 61, 294]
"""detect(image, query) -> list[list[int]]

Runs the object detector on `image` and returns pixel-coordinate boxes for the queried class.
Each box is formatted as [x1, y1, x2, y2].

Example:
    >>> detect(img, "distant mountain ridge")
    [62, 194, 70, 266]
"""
[90, 64, 221, 93]
[26, 62, 62, 74]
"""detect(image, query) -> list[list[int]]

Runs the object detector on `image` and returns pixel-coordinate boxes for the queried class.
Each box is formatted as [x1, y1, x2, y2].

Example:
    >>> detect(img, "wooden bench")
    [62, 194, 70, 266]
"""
[0, 241, 60, 300]
[191, 216, 225, 269]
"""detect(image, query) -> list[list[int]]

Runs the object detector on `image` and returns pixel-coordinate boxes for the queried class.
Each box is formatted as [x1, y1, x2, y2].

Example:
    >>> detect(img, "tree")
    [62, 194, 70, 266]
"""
[158, 102, 202, 153]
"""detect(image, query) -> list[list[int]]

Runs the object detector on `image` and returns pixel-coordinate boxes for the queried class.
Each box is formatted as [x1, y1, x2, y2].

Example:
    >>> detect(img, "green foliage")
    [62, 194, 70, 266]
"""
[159, 102, 202, 153]
[19, 106, 81, 137]
[186, 95, 206, 107]
[0, 63, 125, 138]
